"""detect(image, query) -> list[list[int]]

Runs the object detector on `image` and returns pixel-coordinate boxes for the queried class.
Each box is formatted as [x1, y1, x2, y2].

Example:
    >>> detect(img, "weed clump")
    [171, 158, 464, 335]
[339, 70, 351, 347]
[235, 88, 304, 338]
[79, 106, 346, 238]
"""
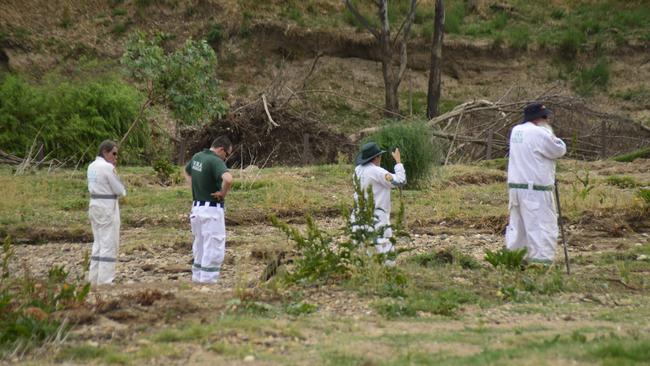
[0, 237, 90, 359]
[604, 175, 639, 189]
[485, 247, 527, 270]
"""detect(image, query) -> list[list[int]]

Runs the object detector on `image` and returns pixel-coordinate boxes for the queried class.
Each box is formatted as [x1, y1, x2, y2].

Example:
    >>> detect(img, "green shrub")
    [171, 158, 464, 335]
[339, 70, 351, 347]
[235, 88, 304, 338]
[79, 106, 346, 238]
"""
[574, 59, 610, 95]
[365, 121, 441, 188]
[557, 28, 585, 61]
[0, 74, 151, 165]
[112, 8, 127, 16]
[505, 25, 530, 51]
[271, 176, 408, 284]
[485, 247, 527, 270]
[612, 147, 650, 162]
[206, 22, 223, 44]
[445, 2, 466, 34]
[590, 340, 650, 362]
[1, 237, 90, 358]
[604, 175, 639, 189]
[638, 188, 650, 205]
[284, 301, 318, 316]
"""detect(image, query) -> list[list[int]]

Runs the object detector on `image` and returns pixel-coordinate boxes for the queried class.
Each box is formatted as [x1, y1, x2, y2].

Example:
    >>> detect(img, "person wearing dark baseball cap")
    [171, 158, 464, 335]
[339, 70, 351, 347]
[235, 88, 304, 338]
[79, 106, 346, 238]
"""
[505, 103, 566, 264]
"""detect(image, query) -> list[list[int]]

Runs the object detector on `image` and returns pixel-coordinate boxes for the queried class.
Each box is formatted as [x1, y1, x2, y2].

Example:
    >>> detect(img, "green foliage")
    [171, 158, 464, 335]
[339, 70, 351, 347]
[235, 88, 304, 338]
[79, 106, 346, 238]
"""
[556, 28, 585, 61]
[589, 340, 650, 362]
[206, 22, 223, 44]
[365, 121, 441, 188]
[445, 2, 466, 34]
[572, 169, 595, 200]
[604, 175, 639, 189]
[121, 32, 228, 127]
[485, 248, 527, 270]
[612, 87, 650, 103]
[410, 248, 479, 270]
[638, 188, 650, 206]
[573, 59, 610, 95]
[112, 8, 127, 16]
[271, 215, 349, 283]
[271, 176, 408, 284]
[505, 25, 530, 51]
[612, 147, 650, 162]
[284, 301, 318, 316]
[375, 288, 476, 319]
[1, 237, 90, 358]
[152, 158, 181, 186]
[0, 74, 150, 164]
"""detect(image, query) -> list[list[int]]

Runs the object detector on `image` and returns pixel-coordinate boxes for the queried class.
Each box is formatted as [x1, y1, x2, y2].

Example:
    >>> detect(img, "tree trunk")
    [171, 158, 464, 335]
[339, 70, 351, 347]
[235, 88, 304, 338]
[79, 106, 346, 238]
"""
[378, 0, 399, 116]
[427, 0, 445, 119]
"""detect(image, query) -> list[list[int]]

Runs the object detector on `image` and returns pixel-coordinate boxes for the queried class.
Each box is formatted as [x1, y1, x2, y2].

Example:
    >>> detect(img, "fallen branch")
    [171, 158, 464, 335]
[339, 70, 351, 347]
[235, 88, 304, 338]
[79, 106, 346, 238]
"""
[262, 94, 280, 131]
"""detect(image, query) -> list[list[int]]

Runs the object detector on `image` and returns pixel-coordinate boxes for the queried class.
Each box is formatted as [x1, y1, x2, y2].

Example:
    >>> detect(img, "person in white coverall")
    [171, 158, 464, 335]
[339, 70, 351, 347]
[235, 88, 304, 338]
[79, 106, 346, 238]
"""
[87, 140, 126, 285]
[184, 136, 234, 283]
[506, 103, 566, 263]
[353, 142, 407, 256]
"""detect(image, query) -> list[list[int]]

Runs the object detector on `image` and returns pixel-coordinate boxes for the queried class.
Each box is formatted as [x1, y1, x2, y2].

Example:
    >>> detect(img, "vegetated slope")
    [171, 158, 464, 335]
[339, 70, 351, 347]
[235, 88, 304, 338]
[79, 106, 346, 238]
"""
[0, 0, 648, 136]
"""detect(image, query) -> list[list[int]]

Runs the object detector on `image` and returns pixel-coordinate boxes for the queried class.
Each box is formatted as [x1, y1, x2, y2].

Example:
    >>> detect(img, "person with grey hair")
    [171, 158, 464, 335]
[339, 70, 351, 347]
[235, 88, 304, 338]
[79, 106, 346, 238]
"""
[87, 140, 126, 285]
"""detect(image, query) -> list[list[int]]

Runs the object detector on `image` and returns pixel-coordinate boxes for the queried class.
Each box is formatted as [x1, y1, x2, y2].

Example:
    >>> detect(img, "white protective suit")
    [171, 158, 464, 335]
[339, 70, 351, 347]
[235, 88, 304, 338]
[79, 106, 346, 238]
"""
[87, 156, 126, 284]
[354, 163, 407, 253]
[190, 203, 226, 283]
[506, 122, 566, 262]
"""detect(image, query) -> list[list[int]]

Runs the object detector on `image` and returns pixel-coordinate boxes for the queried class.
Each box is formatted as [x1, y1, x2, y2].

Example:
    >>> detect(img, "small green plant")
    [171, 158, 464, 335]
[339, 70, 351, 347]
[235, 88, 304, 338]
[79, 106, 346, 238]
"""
[206, 22, 223, 44]
[572, 169, 595, 200]
[605, 175, 639, 189]
[637, 188, 650, 206]
[445, 2, 466, 34]
[485, 248, 527, 270]
[612, 147, 650, 162]
[284, 301, 318, 316]
[112, 8, 127, 16]
[152, 158, 180, 186]
[1, 237, 90, 358]
[574, 59, 610, 95]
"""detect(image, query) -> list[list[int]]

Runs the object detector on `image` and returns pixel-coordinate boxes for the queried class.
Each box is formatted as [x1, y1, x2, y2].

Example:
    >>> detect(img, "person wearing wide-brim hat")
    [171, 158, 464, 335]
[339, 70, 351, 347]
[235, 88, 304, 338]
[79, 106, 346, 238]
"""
[352, 142, 406, 259]
[505, 103, 566, 264]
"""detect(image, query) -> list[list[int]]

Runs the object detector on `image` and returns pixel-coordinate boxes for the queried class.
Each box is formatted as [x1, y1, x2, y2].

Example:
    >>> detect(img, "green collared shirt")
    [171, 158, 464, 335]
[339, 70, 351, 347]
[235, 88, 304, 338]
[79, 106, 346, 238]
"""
[185, 149, 228, 201]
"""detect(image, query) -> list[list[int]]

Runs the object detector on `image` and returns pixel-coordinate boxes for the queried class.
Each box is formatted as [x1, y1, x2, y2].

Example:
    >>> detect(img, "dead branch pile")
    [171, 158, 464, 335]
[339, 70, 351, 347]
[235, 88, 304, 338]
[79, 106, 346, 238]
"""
[183, 56, 354, 167]
[182, 97, 353, 168]
[354, 85, 650, 162]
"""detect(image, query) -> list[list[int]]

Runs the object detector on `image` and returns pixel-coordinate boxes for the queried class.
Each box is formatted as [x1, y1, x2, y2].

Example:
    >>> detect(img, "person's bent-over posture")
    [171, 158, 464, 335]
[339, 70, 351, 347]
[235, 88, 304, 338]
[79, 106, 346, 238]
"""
[353, 142, 406, 256]
[506, 103, 566, 263]
[87, 140, 126, 285]
[185, 136, 233, 283]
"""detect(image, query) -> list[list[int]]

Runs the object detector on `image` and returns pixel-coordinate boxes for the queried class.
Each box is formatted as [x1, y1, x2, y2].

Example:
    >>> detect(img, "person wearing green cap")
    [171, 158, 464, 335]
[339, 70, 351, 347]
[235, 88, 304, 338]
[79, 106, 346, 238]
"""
[353, 142, 406, 259]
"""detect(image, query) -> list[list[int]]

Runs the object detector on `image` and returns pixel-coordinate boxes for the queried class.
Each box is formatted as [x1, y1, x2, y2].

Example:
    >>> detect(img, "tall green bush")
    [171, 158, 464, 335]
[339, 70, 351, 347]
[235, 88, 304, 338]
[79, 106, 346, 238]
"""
[364, 121, 441, 188]
[0, 74, 150, 164]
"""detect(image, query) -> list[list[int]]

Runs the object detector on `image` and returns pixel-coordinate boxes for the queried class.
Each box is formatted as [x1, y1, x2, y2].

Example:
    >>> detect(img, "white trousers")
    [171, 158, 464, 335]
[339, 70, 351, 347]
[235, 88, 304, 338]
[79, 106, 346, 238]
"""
[505, 189, 558, 262]
[375, 210, 393, 254]
[350, 209, 394, 254]
[190, 205, 226, 283]
[88, 203, 120, 285]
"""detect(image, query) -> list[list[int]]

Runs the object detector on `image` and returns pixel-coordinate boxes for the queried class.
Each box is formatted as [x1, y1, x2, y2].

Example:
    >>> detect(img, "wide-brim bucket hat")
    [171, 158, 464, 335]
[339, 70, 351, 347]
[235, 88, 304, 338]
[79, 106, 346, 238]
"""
[355, 142, 385, 165]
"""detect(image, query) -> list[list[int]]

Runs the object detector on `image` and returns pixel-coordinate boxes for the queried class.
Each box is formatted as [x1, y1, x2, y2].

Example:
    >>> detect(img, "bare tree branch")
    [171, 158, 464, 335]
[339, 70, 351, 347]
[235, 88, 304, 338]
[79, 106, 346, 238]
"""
[343, 0, 380, 39]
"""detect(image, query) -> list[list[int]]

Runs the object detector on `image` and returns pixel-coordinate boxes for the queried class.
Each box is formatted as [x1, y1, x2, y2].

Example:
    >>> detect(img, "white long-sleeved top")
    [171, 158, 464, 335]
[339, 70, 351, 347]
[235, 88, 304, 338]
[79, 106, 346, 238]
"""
[87, 156, 126, 199]
[507, 122, 566, 186]
[354, 163, 406, 220]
